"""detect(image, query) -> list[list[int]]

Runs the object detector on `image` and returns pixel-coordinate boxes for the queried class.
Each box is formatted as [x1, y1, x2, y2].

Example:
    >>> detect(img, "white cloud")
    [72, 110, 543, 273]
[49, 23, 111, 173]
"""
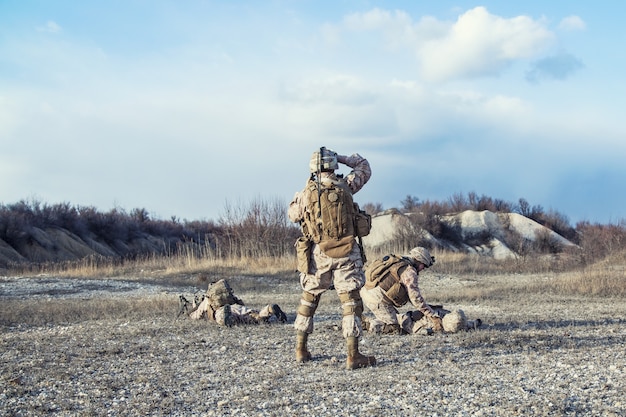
[2, 3, 621, 223]
[418, 7, 555, 82]
[559, 15, 586, 31]
[36, 20, 62, 33]
[340, 8, 447, 50]
[280, 73, 377, 105]
[344, 8, 413, 33]
[335, 7, 555, 82]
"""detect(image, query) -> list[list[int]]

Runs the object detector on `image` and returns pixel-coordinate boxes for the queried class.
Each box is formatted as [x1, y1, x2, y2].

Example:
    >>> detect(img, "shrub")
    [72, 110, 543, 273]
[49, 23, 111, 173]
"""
[362, 202, 384, 215]
[575, 221, 626, 265]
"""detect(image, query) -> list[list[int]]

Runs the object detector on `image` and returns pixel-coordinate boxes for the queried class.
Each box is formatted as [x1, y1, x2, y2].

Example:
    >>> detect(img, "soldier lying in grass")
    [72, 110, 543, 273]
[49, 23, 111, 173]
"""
[363, 305, 482, 335]
[178, 278, 287, 326]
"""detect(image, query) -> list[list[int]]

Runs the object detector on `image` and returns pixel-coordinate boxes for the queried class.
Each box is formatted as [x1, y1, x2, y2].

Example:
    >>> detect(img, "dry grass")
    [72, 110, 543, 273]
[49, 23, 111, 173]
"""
[2, 249, 626, 416]
[2, 248, 624, 328]
[550, 267, 626, 297]
[0, 296, 172, 326]
[18, 254, 296, 280]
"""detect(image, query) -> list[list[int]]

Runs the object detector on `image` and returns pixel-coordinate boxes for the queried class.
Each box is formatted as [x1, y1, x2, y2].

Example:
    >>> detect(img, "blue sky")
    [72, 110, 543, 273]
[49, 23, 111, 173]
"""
[1, 1, 624, 224]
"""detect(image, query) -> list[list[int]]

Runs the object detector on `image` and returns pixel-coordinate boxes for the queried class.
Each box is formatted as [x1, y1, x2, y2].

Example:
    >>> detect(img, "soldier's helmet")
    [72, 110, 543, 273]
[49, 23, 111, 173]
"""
[309, 146, 338, 173]
[442, 309, 467, 333]
[408, 246, 435, 268]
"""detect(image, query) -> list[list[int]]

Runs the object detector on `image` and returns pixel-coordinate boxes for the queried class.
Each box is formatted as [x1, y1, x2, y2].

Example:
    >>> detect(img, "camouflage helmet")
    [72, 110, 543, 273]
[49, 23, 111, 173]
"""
[408, 246, 435, 268]
[442, 309, 467, 333]
[309, 146, 338, 173]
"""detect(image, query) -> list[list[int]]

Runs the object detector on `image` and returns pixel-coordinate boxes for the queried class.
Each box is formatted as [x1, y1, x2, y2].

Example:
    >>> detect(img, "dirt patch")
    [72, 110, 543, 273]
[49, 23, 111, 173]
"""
[1, 274, 625, 416]
[0, 276, 198, 300]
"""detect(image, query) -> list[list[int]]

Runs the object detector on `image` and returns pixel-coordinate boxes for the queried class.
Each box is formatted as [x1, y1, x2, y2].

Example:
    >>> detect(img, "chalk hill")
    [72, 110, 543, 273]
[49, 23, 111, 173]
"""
[1, 209, 577, 269]
[362, 209, 577, 259]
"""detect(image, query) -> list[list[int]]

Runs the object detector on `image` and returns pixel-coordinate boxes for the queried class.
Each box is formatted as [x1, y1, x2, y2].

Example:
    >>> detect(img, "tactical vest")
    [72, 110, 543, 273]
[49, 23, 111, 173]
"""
[365, 254, 412, 307]
[300, 176, 358, 258]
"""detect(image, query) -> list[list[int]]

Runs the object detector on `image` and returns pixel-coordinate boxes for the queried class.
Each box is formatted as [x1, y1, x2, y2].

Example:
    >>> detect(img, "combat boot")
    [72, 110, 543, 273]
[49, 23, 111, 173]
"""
[216, 304, 233, 327]
[346, 336, 376, 370]
[295, 331, 312, 363]
[271, 304, 288, 323]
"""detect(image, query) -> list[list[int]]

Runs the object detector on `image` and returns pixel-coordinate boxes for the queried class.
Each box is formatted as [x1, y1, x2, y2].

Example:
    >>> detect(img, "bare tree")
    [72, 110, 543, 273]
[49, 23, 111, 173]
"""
[400, 195, 420, 212]
[218, 196, 299, 258]
[362, 202, 384, 216]
[517, 198, 531, 217]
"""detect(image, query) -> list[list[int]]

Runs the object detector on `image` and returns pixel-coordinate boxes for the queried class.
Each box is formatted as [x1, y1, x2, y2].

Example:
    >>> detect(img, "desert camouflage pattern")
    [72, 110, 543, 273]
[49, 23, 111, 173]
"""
[288, 153, 371, 225]
[179, 279, 287, 325]
[397, 266, 438, 317]
[289, 152, 371, 339]
[293, 242, 366, 337]
[214, 304, 277, 325]
[187, 297, 285, 325]
[398, 307, 450, 334]
[360, 263, 438, 327]
[205, 279, 243, 309]
[364, 303, 482, 335]
[403, 307, 481, 334]
[188, 297, 212, 320]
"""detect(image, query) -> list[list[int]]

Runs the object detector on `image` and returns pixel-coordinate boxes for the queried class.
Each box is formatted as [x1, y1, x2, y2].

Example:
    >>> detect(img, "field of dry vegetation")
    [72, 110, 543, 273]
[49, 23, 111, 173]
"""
[2, 248, 625, 416]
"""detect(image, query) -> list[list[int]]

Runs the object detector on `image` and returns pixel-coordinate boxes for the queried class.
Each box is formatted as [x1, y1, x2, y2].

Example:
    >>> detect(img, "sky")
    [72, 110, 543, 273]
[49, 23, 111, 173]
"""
[1, 1, 625, 225]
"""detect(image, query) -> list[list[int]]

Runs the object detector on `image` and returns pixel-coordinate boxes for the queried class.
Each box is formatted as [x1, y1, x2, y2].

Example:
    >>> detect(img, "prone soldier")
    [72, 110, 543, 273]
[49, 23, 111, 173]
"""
[178, 278, 287, 326]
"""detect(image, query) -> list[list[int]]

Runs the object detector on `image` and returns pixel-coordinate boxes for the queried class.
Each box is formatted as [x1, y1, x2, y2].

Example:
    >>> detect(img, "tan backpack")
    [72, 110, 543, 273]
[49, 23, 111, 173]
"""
[365, 254, 411, 307]
[300, 176, 370, 258]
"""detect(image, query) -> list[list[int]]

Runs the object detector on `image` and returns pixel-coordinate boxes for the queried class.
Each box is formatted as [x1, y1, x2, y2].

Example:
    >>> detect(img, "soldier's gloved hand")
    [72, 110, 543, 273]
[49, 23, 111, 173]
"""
[431, 316, 444, 332]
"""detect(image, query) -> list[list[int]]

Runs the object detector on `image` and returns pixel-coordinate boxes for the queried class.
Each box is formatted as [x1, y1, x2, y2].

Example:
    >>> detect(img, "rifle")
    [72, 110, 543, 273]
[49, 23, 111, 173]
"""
[177, 295, 191, 318]
[358, 235, 367, 264]
[317, 147, 323, 218]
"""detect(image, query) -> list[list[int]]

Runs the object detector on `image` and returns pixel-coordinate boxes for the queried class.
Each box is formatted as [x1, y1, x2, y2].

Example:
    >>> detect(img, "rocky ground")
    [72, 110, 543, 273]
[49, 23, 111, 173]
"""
[1, 273, 625, 416]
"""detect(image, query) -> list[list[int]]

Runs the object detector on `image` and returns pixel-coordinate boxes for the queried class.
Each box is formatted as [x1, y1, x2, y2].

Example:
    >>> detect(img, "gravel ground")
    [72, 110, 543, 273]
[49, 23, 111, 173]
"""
[1, 274, 625, 416]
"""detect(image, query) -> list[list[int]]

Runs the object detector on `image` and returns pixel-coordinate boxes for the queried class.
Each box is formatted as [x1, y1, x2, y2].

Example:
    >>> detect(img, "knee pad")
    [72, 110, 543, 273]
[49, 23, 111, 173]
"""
[339, 290, 363, 317]
[297, 291, 320, 317]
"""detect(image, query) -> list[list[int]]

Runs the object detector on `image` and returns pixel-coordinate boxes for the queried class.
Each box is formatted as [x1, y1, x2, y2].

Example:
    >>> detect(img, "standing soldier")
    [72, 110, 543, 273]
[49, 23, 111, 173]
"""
[288, 147, 376, 370]
[361, 247, 444, 335]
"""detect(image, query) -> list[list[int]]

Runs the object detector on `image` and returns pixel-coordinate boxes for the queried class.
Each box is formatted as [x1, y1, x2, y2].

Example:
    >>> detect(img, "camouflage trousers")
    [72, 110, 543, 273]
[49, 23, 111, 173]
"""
[360, 285, 437, 334]
[190, 298, 274, 324]
[215, 304, 276, 325]
[294, 242, 365, 338]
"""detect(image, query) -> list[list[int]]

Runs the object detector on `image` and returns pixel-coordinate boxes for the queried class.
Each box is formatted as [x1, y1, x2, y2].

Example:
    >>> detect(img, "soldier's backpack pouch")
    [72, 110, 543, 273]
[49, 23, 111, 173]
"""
[295, 237, 312, 274]
[354, 203, 372, 237]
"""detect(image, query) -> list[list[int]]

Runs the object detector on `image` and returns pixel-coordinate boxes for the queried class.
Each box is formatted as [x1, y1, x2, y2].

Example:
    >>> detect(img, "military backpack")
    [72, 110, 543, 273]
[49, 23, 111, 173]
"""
[365, 254, 413, 307]
[300, 176, 370, 258]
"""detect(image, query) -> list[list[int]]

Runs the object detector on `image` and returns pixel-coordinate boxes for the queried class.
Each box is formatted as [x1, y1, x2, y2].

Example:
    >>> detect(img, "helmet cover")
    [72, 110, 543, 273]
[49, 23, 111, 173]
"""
[309, 146, 338, 173]
[408, 247, 435, 267]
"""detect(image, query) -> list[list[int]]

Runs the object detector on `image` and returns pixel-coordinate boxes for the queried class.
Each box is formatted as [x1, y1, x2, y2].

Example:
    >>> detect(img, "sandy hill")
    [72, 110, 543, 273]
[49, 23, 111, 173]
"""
[363, 209, 577, 259]
[1, 209, 577, 270]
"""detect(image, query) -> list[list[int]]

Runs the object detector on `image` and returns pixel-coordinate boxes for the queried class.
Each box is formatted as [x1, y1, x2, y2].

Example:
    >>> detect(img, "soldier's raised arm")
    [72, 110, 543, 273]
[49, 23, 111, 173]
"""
[336, 153, 371, 194]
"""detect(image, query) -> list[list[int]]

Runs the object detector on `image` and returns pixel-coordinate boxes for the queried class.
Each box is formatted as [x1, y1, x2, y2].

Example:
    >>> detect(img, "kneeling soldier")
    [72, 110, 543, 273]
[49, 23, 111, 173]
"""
[361, 247, 443, 335]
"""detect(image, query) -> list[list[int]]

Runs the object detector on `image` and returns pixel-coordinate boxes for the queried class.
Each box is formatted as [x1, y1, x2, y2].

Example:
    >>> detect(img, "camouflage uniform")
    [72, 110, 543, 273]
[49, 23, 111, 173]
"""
[189, 298, 285, 325]
[183, 279, 287, 325]
[361, 264, 442, 334]
[288, 152, 371, 338]
[373, 306, 481, 334]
